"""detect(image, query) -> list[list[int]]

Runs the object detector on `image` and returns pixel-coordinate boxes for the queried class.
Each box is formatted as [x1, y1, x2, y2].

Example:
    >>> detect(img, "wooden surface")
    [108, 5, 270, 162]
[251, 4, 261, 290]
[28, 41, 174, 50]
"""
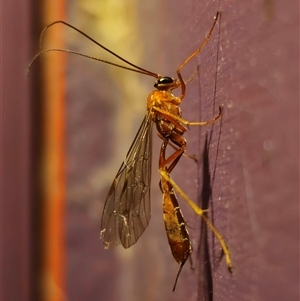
[65, 1, 298, 301]
[67, 1, 299, 301]
[65, 1, 299, 301]
[1, 0, 298, 301]
[2, 1, 31, 301]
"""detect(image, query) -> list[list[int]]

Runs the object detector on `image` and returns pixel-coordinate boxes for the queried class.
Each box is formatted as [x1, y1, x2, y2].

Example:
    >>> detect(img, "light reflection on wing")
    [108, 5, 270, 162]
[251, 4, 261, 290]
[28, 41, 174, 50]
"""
[100, 114, 153, 249]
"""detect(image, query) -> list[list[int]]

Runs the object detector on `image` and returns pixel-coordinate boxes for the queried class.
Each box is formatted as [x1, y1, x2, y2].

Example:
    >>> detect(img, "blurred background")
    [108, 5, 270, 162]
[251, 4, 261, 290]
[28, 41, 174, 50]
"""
[2, 0, 298, 301]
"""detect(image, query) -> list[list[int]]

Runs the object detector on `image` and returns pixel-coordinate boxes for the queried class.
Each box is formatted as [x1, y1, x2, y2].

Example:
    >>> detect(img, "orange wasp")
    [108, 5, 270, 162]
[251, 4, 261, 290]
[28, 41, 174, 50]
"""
[98, 11, 232, 289]
[29, 11, 232, 290]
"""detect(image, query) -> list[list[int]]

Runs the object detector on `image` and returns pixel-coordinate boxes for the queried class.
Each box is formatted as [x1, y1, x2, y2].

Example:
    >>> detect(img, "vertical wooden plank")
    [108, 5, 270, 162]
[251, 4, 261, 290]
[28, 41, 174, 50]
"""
[1, 1, 31, 301]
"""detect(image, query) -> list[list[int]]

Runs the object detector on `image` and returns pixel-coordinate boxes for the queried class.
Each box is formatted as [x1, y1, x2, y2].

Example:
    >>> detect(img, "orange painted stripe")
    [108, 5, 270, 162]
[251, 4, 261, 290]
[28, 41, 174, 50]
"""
[41, 1, 66, 300]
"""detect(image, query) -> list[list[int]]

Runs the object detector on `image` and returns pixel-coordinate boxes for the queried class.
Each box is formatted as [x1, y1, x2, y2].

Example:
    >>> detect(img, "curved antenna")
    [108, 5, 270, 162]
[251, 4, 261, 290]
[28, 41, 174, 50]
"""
[29, 20, 160, 79]
[27, 48, 159, 77]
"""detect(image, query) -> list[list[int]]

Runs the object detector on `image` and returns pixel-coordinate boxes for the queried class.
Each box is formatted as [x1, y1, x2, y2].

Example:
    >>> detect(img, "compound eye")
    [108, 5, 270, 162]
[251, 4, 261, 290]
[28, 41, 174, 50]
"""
[154, 76, 175, 89]
[158, 77, 174, 84]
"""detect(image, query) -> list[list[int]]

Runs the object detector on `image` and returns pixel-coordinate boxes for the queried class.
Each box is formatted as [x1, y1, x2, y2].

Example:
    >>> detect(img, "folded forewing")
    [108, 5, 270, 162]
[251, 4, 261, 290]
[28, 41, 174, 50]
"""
[100, 114, 153, 248]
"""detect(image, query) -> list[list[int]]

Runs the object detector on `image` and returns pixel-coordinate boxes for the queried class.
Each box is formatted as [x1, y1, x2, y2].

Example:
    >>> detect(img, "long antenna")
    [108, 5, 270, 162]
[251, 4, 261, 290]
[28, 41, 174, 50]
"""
[28, 20, 161, 79]
[28, 48, 158, 77]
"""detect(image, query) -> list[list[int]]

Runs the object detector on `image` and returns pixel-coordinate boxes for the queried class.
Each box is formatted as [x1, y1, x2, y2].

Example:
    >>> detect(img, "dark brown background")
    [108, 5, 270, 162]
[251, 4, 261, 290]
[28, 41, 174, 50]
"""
[2, 0, 299, 301]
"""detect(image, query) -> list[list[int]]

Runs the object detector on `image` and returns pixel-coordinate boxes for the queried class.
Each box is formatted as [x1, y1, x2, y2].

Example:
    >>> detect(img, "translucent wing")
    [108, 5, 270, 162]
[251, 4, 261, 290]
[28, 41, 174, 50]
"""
[100, 114, 153, 249]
